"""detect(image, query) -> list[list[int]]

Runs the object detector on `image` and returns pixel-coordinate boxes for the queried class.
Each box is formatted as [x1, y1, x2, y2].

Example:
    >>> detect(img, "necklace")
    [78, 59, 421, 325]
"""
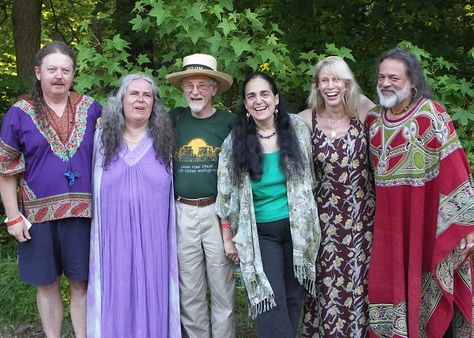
[390, 101, 412, 116]
[327, 115, 346, 139]
[123, 129, 147, 144]
[257, 129, 276, 139]
[61, 97, 80, 187]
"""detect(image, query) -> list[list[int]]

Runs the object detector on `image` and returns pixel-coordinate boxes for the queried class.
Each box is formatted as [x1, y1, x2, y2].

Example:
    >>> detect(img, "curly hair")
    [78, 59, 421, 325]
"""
[100, 73, 175, 170]
[307, 56, 361, 117]
[230, 72, 304, 182]
[25, 41, 76, 119]
[377, 48, 433, 101]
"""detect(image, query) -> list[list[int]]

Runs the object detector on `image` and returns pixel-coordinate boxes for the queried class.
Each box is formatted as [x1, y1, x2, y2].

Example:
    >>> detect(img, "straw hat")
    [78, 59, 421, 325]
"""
[166, 54, 233, 95]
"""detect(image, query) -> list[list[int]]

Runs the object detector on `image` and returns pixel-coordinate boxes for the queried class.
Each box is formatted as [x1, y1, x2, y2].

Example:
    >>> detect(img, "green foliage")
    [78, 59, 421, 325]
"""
[74, 1, 360, 112]
[74, 0, 299, 109]
[51, 2, 474, 173]
[0, 75, 32, 121]
[0, 1, 15, 74]
[260, 0, 474, 97]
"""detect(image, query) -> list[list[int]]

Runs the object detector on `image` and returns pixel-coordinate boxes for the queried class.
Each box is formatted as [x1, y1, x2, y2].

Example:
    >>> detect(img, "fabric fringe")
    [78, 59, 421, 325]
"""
[294, 264, 316, 296]
[249, 296, 277, 319]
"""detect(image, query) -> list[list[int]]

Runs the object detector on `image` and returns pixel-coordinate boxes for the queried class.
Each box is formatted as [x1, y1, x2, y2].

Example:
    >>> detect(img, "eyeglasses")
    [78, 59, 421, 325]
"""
[182, 82, 214, 93]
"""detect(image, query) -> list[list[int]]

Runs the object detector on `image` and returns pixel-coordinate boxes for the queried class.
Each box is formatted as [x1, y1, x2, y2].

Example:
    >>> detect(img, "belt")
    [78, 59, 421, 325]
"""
[176, 195, 216, 207]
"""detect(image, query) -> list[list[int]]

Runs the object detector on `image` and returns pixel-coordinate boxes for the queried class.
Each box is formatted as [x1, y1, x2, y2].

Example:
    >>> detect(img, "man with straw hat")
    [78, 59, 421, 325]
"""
[167, 53, 236, 338]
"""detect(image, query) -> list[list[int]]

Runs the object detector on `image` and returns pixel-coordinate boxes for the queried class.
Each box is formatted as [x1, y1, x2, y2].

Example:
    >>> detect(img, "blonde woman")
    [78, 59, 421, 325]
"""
[299, 56, 375, 337]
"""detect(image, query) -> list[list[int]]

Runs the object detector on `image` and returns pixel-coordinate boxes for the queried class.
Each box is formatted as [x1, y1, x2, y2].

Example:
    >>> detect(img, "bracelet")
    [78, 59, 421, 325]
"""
[5, 215, 22, 227]
[221, 223, 231, 229]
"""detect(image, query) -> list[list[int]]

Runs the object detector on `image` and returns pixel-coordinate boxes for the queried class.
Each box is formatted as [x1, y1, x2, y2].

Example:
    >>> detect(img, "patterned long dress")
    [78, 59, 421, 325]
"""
[302, 113, 375, 338]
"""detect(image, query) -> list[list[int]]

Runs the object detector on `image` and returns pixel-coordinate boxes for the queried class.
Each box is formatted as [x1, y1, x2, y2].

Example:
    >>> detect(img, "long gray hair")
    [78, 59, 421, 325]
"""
[100, 73, 175, 169]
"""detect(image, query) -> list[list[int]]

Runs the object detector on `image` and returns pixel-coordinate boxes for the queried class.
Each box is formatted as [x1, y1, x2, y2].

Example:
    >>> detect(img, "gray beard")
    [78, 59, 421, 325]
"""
[377, 84, 411, 108]
[189, 102, 205, 113]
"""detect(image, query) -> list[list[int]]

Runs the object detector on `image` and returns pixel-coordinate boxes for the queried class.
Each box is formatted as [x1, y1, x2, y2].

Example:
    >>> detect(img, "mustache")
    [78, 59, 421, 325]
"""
[379, 86, 396, 93]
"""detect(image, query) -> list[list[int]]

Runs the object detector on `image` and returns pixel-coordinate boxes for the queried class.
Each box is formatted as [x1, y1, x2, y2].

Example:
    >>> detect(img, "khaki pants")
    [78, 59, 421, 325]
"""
[176, 201, 236, 338]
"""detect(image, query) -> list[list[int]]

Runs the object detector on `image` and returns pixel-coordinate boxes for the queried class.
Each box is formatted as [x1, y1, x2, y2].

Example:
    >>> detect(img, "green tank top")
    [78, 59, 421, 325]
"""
[250, 151, 289, 223]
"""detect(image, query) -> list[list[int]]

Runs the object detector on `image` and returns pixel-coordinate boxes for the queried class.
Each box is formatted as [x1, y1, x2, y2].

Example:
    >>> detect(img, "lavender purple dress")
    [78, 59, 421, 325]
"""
[87, 131, 181, 338]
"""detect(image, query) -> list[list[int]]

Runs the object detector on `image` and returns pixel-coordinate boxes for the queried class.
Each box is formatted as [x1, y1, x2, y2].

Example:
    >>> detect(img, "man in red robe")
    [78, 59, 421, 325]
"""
[366, 48, 474, 337]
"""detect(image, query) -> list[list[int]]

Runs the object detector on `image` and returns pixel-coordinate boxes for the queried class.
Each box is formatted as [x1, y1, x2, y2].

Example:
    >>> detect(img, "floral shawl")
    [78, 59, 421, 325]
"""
[215, 114, 321, 318]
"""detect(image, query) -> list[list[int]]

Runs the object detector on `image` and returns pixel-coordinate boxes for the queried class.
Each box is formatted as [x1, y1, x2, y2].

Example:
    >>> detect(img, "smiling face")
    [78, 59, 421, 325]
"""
[181, 75, 217, 114]
[35, 52, 74, 101]
[123, 79, 154, 128]
[317, 67, 347, 109]
[244, 76, 279, 128]
[377, 58, 413, 109]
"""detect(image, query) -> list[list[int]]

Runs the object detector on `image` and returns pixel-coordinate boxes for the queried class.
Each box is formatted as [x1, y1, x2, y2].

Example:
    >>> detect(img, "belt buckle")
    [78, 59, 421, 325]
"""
[196, 199, 202, 207]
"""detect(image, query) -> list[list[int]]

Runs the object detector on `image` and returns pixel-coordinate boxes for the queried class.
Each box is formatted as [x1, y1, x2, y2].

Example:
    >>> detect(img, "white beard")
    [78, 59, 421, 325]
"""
[189, 102, 205, 114]
[377, 83, 411, 108]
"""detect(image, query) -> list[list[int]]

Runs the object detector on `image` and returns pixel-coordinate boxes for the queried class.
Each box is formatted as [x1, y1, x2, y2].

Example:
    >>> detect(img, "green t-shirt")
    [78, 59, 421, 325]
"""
[171, 107, 236, 198]
[250, 151, 289, 223]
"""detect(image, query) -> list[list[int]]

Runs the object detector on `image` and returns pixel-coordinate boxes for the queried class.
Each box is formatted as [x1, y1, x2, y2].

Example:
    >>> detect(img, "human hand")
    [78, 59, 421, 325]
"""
[7, 219, 31, 242]
[224, 239, 239, 263]
[456, 231, 474, 256]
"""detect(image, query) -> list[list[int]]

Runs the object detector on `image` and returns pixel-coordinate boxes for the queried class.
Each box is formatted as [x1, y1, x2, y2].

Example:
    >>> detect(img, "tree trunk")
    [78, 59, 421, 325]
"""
[12, 0, 42, 77]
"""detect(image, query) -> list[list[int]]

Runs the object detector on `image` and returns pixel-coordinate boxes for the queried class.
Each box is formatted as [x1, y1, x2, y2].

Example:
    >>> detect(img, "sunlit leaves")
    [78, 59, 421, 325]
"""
[187, 30, 206, 45]
[206, 32, 222, 54]
[217, 18, 237, 36]
[136, 54, 151, 66]
[324, 43, 355, 62]
[230, 37, 251, 57]
[149, 7, 172, 26]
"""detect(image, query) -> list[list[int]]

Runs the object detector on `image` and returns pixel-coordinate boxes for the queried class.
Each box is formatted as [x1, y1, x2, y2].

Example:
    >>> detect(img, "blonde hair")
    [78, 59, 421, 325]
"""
[307, 56, 361, 117]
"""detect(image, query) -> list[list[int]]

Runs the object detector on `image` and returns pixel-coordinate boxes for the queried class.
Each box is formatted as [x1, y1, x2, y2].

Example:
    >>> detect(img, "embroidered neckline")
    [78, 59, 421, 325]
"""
[14, 94, 94, 162]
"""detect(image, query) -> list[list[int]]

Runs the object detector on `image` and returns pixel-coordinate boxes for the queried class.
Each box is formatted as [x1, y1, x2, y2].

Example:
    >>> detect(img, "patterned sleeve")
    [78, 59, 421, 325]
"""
[433, 101, 474, 243]
[215, 134, 235, 221]
[0, 105, 25, 175]
[291, 114, 316, 189]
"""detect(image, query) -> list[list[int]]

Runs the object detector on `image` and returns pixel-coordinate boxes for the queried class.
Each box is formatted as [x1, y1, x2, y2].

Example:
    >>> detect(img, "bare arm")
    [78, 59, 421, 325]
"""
[357, 94, 376, 125]
[298, 108, 313, 131]
[220, 218, 239, 263]
[0, 175, 30, 242]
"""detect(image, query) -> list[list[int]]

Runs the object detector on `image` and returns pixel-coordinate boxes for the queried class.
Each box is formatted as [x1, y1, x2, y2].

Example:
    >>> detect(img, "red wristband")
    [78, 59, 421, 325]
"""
[5, 215, 22, 227]
[221, 223, 231, 229]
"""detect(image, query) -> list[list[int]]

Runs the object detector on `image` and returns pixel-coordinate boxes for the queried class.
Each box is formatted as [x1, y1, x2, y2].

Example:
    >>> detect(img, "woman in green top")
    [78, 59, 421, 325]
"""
[216, 72, 321, 337]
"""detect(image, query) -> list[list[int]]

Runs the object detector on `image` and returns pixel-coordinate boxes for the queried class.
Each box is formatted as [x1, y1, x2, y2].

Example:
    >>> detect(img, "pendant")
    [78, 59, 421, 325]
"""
[330, 130, 337, 138]
[64, 170, 81, 187]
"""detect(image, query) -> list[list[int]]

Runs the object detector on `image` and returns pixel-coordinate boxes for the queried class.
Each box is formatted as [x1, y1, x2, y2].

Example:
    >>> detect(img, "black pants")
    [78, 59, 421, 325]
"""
[255, 218, 304, 338]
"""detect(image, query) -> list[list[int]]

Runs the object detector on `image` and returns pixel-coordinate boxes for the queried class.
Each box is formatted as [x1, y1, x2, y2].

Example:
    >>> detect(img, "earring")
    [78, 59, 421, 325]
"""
[274, 108, 279, 116]
[246, 112, 250, 122]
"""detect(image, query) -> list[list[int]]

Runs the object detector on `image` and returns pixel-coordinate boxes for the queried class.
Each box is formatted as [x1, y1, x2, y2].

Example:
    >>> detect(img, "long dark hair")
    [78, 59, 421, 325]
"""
[101, 73, 175, 170]
[28, 41, 76, 119]
[231, 72, 304, 182]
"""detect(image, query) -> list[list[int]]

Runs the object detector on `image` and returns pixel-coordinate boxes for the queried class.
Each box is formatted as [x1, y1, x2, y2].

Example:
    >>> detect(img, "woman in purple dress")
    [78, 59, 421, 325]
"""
[87, 73, 180, 338]
[299, 56, 375, 337]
